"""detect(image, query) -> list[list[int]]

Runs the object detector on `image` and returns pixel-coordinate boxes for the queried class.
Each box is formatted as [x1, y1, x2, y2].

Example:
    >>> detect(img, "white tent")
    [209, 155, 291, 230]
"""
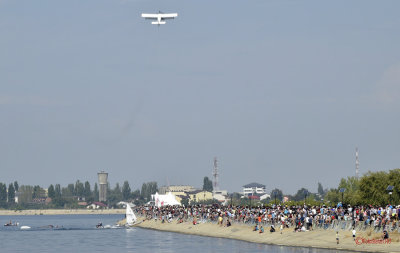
[152, 192, 181, 207]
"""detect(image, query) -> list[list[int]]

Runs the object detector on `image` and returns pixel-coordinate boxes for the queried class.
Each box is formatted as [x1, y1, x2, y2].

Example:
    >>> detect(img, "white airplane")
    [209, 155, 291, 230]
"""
[141, 11, 178, 25]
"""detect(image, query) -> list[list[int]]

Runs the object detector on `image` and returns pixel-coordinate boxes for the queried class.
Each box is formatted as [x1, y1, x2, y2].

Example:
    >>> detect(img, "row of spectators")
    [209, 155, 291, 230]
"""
[134, 203, 400, 231]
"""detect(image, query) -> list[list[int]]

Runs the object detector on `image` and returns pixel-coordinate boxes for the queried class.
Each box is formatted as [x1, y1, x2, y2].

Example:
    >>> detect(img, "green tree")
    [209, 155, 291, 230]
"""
[48, 184, 55, 199]
[55, 184, 61, 198]
[32, 185, 45, 199]
[17, 185, 34, 203]
[202, 177, 213, 192]
[7, 183, 15, 203]
[93, 183, 99, 202]
[149, 182, 158, 196]
[107, 183, 123, 206]
[141, 183, 148, 201]
[270, 188, 283, 202]
[318, 182, 324, 197]
[14, 181, 19, 192]
[337, 176, 360, 205]
[62, 184, 75, 198]
[122, 181, 131, 200]
[181, 198, 189, 206]
[359, 169, 400, 206]
[75, 180, 84, 198]
[52, 184, 63, 207]
[84, 181, 91, 199]
[131, 189, 140, 200]
[140, 182, 158, 202]
[292, 188, 310, 202]
[325, 188, 340, 204]
[0, 183, 7, 206]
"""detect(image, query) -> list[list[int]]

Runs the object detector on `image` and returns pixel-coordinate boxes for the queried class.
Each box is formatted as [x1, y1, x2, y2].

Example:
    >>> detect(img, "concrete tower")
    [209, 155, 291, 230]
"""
[98, 171, 108, 202]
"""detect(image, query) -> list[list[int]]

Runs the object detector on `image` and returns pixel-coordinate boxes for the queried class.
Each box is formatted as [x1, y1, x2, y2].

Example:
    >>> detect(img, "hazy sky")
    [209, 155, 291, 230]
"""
[1, 0, 399, 194]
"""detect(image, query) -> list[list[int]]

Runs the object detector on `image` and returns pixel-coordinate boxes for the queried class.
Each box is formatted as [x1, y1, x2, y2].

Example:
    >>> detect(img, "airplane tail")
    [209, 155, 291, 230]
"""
[152, 21, 166, 25]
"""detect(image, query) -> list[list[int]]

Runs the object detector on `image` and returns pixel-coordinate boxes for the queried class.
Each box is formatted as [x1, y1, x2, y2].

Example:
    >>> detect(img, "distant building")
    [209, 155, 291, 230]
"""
[78, 201, 88, 206]
[98, 171, 108, 202]
[159, 185, 196, 194]
[187, 190, 213, 203]
[243, 182, 266, 196]
[87, 202, 107, 209]
[212, 190, 228, 203]
[260, 193, 271, 201]
[30, 197, 52, 205]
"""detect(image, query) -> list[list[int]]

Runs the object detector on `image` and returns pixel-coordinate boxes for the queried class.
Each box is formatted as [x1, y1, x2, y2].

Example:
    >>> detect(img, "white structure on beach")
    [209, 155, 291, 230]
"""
[243, 182, 266, 196]
[151, 192, 181, 207]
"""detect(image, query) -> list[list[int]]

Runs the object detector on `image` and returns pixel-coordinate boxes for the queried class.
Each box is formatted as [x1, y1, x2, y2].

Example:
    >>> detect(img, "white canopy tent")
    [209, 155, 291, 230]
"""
[152, 192, 181, 207]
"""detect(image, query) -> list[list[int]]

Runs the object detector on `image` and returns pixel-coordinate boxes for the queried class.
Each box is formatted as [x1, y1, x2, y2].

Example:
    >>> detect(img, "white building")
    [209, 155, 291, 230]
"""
[243, 182, 266, 196]
[212, 190, 228, 204]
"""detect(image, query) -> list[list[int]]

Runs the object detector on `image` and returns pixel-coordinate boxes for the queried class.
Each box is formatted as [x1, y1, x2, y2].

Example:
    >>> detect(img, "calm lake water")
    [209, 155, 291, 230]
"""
[0, 214, 350, 253]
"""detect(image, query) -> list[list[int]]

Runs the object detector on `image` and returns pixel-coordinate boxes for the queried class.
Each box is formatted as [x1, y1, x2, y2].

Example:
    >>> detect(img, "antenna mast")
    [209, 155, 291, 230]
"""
[355, 147, 359, 179]
[212, 157, 219, 192]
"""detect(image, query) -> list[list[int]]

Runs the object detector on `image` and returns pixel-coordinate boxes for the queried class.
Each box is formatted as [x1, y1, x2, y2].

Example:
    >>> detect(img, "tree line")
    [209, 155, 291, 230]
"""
[0, 180, 158, 209]
[324, 168, 400, 206]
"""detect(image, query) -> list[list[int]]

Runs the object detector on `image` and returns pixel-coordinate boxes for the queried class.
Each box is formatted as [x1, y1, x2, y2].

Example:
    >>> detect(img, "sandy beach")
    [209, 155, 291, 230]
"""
[0, 209, 125, 216]
[134, 219, 400, 252]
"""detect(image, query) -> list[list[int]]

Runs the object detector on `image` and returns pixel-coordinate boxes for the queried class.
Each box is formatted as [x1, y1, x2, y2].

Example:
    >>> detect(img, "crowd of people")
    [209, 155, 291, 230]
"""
[134, 203, 400, 235]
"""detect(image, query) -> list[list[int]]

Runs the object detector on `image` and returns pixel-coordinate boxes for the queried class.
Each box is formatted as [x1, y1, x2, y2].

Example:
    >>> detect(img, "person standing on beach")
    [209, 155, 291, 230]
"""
[336, 231, 339, 244]
[218, 215, 223, 227]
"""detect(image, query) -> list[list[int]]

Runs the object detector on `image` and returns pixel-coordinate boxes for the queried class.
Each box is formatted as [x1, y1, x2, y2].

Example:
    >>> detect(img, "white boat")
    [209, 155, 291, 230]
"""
[126, 204, 137, 226]
[20, 226, 31, 230]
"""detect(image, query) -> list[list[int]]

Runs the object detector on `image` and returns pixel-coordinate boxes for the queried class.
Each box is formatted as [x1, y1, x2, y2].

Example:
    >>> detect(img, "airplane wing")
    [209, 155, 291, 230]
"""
[141, 13, 158, 20]
[160, 13, 178, 20]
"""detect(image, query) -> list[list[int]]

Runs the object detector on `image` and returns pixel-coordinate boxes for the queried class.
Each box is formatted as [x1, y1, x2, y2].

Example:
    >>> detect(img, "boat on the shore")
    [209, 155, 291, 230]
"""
[126, 204, 137, 227]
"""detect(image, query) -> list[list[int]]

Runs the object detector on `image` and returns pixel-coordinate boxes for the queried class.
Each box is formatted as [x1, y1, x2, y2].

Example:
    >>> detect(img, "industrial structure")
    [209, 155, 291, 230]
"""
[98, 171, 108, 202]
[212, 157, 219, 192]
[355, 147, 359, 179]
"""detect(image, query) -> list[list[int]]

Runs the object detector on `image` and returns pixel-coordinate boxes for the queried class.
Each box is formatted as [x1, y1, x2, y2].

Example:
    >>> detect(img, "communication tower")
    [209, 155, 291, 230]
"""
[212, 157, 219, 192]
[355, 147, 359, 179]
[98, 171, 108, 202]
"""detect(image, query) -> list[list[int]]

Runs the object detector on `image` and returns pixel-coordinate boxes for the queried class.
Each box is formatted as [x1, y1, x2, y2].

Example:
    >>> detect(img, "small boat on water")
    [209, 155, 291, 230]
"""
[20, 226, 31, 230]
[4, 221, 19, 226]
[96, 222, 104, 229]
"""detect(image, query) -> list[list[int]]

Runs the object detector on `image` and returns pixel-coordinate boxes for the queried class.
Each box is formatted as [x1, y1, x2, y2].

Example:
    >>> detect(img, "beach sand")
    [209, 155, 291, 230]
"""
[134, 219, 400, 252]
[0, 209, 125, 216]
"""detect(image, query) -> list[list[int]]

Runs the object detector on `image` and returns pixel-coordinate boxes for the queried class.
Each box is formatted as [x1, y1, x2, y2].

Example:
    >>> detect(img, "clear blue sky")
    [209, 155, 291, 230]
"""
[1, 0, 399, 194]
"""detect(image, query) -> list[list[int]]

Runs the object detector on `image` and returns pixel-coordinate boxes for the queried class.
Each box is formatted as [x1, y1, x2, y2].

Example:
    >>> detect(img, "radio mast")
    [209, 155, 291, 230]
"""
[355, 147, 359, 179]
[212, 157, 219, 192]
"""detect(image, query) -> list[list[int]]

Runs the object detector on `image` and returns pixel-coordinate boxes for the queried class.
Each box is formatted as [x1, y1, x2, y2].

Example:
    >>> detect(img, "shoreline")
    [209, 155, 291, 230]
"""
[135, 219, 400, 253]
[0, 209, 125, 216]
